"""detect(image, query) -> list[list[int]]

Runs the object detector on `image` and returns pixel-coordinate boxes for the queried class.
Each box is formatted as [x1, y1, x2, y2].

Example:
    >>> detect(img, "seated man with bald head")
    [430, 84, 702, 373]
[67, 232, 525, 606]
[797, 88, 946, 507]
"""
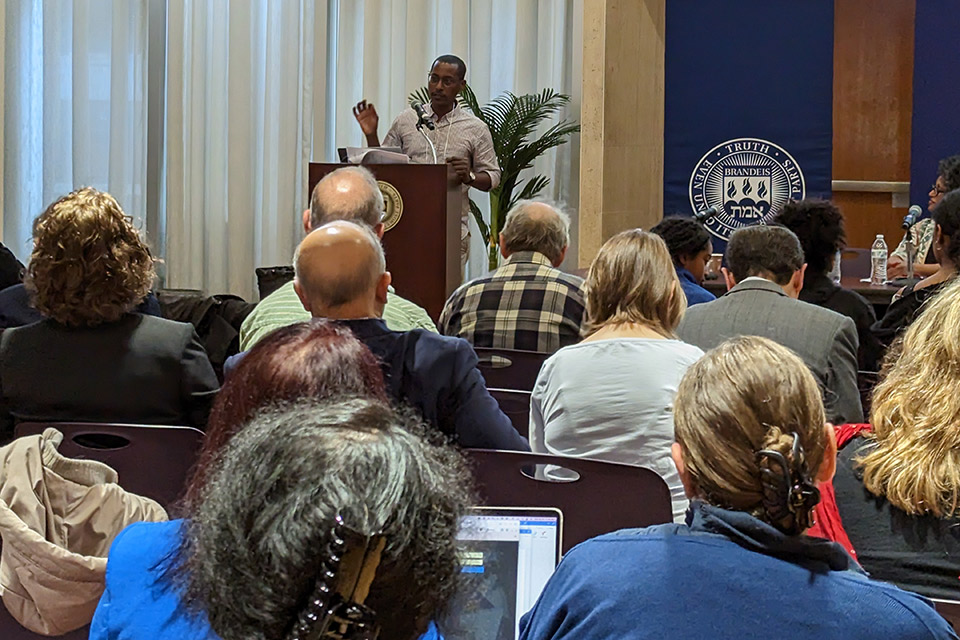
[239, 165, 436, 351]
[291, 220, 529, 450]
[439, 200, 585, 353]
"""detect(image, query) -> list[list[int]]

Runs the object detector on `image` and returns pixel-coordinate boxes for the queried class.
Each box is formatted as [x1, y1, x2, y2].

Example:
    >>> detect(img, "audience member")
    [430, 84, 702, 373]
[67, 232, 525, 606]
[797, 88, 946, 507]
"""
[285, 220, 528, 450]
[439, 200, 585, 353]
[0, 241, 24, 291]
[239, 165, 435, 351]
[519, 336, 955, 640]
[827, 278, 960, 599]
[0, 282, 163, 329]
[530, 229, 702, 521]
[888, 154, 960, 279]
[873, 188, 960, 347]
[775, 199, 884, 371]
[678, 224, 862, 424]
[186, 318, 388, 503]
[0, 188, 218, 442]
[650, 216, 715, 306]
[91, 399, 473, 640]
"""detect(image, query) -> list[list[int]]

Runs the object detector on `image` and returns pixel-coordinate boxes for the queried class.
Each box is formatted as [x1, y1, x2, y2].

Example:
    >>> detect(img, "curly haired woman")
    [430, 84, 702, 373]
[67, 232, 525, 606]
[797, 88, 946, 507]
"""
[0, 188, 219, 441]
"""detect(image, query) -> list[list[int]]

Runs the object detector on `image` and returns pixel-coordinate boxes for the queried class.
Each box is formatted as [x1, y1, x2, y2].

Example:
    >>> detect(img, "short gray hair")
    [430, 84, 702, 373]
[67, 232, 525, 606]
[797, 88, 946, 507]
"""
[309, 166, 385, 229]
[500, 200, 570, 263]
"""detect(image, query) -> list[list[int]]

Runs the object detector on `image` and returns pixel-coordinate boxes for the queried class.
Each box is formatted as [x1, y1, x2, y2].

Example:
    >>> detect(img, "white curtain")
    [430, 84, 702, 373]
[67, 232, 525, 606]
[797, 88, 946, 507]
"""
[163, 0, 317, 300]
[2, 0, 578, 298]
[1, 0, 150, 263]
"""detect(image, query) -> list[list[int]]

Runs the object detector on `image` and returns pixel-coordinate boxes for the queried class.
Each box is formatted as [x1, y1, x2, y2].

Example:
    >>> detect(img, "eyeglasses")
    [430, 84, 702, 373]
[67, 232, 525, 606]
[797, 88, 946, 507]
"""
[427, 74, 459, 88]
[932, 182, 949, 196]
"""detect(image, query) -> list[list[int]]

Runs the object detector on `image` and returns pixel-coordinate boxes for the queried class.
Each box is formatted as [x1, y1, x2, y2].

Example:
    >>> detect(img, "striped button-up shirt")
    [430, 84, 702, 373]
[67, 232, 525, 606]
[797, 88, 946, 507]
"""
[383, 103, 500, 237]
[439, 251, 586, 353]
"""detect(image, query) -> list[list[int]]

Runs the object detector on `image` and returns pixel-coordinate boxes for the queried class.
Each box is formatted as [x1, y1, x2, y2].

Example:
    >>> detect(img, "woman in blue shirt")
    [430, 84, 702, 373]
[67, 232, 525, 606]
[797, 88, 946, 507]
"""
[651, 216, 715, 306]
[520, 336, 955, 640]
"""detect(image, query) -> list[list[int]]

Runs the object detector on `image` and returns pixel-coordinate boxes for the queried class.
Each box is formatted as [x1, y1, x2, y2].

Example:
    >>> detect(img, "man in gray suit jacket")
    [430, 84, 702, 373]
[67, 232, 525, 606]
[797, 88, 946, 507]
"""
[677, 224, 862, 424]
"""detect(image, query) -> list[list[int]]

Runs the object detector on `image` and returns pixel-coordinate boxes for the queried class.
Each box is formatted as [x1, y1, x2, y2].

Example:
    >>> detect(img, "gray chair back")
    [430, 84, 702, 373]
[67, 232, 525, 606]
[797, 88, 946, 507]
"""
[474, 347, 549, 391]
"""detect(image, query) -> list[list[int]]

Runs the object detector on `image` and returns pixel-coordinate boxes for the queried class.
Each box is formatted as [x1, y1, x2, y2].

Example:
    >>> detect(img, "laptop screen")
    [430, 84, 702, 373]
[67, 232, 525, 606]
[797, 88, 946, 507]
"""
[439, 507, 562, 640]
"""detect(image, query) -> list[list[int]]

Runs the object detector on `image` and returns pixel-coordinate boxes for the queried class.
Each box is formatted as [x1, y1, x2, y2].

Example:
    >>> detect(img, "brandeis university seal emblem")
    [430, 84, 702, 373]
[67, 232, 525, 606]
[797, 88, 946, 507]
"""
[377, 180, 403, 232]
[689, 138, 805, 240]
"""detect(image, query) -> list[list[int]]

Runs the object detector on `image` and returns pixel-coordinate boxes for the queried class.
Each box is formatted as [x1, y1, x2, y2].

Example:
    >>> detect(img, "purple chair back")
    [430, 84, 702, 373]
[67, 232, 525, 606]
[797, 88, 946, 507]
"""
[464, 449, 673, 554]
[14, 422, 205, 508]
[473, 347, 549, 391]
[488, 388, 530, 438]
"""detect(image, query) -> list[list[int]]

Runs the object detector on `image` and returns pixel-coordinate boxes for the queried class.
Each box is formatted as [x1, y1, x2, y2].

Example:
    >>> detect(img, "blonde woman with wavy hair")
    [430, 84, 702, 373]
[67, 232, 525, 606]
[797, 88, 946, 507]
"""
[530, 229, 702, 521]
[0, 188, 219, 441]
[830, 276, 960, 599]
[520, 336, 955, 640]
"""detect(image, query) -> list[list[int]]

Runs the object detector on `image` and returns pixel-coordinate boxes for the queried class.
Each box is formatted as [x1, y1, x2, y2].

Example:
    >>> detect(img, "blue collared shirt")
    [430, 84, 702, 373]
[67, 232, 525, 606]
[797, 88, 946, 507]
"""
[676, 266, 716, 306]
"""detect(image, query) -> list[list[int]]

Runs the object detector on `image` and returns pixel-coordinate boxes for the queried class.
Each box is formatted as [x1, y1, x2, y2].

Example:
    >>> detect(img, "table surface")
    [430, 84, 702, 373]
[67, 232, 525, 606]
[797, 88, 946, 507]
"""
[702, 276, 902, 306]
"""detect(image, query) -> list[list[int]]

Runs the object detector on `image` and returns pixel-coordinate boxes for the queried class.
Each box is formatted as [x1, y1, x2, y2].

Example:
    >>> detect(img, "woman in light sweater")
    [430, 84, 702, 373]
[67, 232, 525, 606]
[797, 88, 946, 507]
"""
[529, 229, 703, 521]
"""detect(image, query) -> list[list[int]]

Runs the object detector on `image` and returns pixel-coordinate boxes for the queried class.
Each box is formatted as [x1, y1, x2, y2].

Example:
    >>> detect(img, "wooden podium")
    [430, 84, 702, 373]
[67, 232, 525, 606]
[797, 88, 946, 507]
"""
[308, 163, 463, 321]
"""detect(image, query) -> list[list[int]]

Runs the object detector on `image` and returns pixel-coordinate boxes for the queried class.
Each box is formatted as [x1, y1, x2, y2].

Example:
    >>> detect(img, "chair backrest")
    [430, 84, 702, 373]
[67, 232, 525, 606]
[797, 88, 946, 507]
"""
[933, 599, 960, 632]
[840, 248, 872, 279]
[464, 449, 673, 554]
[473, 347, 550, 391]
[0, 607, 88, 640]
[488, 388, 530, 438]
[14, 422, 205, 509]
[255, 265, 295, 301]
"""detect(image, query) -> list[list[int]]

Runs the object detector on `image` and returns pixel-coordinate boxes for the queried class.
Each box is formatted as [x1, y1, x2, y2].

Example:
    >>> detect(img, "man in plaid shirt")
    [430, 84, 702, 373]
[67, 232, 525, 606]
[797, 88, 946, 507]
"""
[439, 201, 585, 353]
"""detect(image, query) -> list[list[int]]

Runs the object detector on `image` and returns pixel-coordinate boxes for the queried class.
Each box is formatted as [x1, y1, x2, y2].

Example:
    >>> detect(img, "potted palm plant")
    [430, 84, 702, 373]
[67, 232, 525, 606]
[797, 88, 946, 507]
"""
[410, 85, 580, 270]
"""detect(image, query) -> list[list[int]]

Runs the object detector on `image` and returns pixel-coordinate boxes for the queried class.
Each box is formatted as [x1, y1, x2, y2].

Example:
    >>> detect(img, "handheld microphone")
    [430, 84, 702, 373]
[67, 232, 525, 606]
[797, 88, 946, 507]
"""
[693, 205, 719, 224]
[412, 102, 435, 130]
[902, 205, 922, 230]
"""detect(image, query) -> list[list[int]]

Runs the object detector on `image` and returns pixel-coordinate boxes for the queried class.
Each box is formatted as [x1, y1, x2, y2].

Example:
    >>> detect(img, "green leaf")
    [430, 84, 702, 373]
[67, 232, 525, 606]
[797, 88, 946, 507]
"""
[469, 197, 490, 243]
[407, 87, 432, 107]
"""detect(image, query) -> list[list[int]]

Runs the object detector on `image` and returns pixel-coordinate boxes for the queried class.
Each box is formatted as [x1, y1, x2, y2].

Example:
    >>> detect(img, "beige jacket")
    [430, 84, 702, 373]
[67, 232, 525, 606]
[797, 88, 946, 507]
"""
[0, 428, 167, 635]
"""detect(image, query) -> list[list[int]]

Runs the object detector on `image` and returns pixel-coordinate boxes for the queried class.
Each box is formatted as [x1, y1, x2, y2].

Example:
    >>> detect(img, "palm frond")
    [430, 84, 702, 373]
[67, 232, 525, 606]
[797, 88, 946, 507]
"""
[407, 87, 431, 107]
[510, 175, 551, 210]
[469, 197, 490, 242]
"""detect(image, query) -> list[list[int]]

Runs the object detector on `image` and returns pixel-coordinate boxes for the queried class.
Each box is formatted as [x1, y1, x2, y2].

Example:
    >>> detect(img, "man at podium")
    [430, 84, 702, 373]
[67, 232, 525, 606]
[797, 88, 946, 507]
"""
[352, 54, 500, 263]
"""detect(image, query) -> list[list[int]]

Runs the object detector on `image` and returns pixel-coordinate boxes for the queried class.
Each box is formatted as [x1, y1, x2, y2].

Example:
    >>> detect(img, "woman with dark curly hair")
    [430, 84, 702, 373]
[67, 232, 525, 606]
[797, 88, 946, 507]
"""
[888, 154, 960, 279]
[774, 199, 884, 371]
[650, 216, 715, 306]
[0, 188, 219, 441]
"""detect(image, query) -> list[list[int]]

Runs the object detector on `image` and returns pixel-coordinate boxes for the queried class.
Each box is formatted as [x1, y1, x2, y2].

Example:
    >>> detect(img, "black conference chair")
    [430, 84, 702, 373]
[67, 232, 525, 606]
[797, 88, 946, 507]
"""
[474, 347, 550, 391]
[14, 422, 205, 508]
[464, 449, 672, 554]
[0, 607, 88, 640]
[488, 388, 531, 438]
[932, 599, 960, 633]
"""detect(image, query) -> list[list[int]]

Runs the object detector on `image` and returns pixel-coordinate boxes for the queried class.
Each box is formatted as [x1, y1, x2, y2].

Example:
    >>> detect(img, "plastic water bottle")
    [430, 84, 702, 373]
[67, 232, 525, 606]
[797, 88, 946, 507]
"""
[871, 235, 888, 285]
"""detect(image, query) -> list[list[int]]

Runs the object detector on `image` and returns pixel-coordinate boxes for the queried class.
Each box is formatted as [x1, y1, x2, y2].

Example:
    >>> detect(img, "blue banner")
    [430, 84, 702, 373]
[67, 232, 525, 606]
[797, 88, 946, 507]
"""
[663, 1, 834, 250]
[910, 0, 960, 209]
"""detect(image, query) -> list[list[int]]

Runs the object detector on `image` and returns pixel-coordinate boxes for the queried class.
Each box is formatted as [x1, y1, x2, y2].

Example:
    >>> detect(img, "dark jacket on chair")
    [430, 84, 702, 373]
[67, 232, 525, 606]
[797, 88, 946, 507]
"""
[0, 314, 220, 443]
[678, 278, 863, 425]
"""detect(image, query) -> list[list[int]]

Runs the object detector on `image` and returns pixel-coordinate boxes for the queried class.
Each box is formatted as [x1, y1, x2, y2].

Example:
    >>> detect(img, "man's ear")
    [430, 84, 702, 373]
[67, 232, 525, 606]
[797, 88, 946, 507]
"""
[816, 423, 838, 484]
[721, 266, 737, 291]
[375, 272, 391, 304]
[293, 279, 311, 313]
[553, 245, 568, 268]
[671, 442, 697, 499]
[499, 233, 509, 260]
[302, 210, 312, 235]
[373, 222, 386, 240]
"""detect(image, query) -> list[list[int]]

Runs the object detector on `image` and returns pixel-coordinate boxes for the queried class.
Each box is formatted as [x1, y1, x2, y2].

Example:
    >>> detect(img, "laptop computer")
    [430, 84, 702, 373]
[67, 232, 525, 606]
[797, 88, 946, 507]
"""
[439, 507, 562, 640]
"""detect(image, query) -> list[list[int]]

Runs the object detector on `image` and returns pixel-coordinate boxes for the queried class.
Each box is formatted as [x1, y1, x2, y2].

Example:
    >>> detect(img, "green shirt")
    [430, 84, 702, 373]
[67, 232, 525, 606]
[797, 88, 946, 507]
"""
[239, 280, 437, 351]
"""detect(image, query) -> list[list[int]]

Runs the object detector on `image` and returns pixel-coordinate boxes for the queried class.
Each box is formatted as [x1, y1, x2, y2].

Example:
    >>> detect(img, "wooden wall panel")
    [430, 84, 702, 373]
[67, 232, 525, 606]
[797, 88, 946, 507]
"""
[832, 0, 915, 249]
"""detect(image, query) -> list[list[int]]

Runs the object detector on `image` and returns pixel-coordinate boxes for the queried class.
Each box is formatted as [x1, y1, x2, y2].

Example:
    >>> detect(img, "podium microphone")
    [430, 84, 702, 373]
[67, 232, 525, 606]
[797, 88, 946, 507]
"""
[902, 205, 923, 230]
[693, 205, 719, 224]
[412, 102, 435, 130]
